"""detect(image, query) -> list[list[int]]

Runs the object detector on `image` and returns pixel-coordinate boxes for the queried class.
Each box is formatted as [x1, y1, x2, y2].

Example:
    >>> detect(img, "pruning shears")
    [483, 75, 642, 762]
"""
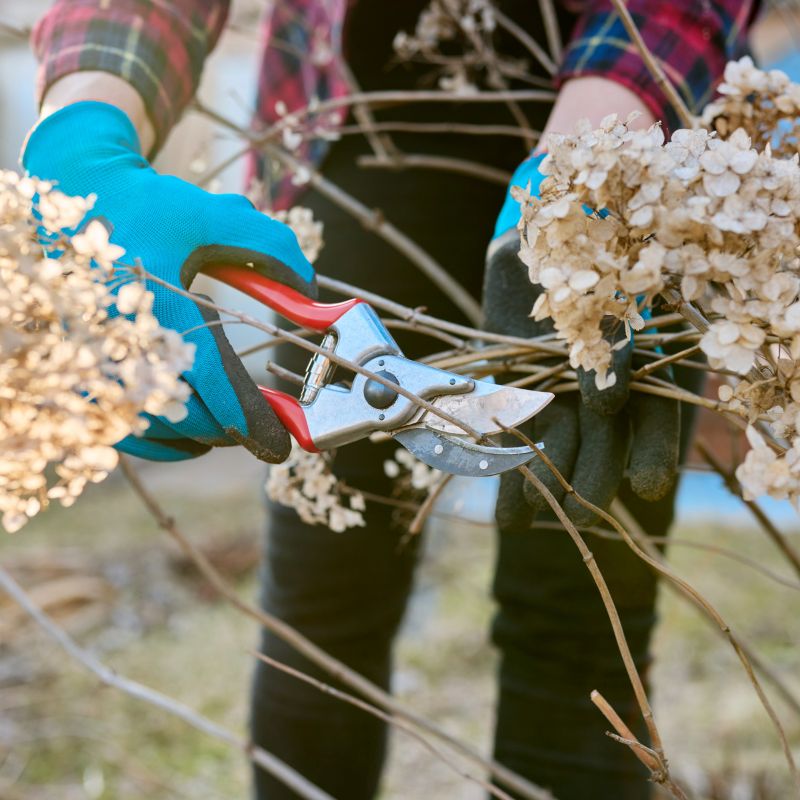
[203, 265, 553, 477]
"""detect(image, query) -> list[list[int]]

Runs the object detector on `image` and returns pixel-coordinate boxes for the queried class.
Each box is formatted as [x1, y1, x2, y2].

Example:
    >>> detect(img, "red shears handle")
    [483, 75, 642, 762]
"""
[202, 264, 361, 452]
[201, 264, 362, 331]
[258, 386, 318, 452]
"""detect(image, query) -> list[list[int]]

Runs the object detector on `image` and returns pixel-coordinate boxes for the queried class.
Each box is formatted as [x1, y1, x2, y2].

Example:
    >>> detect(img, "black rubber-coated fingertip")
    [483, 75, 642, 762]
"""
[482, 239, 550, 339]
[628, 390, 680, 501]
[563, 408, 630, 526]
[521, 456, 566, 512]
[495, 467, 536, 530]
[519, 396, 580, 514]
[578, 317, 633, 415]
[180, 245, 318, 299]
[195, 299, 292, 464]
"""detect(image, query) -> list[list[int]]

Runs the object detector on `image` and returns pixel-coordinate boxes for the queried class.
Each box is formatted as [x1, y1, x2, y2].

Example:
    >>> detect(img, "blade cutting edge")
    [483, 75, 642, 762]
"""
[393, 428, 540, 478]
[416, 382, 553, 436]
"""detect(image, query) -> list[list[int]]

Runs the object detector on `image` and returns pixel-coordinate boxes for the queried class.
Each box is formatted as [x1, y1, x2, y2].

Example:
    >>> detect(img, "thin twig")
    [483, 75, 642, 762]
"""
[0, 563, 334, 800]
[265, 361, 305, 387]
[590, 691, 664, 776]
[576, 524, 800, 594]
[357, 153, 512, 185]
[409, 474, 453, 537]
[340, 60, 399, 160]
[609, 0, 694, 128]
[514, 457, 678, 790]
[498, 433, 669, 760]
[493, 8, 557, 75]
[631, 345, 701, 380]
[253, 652, 517, 800]
[537, 0, 563, 62]
[317, 273, 567, 356]
[194, 100, 481, 325]
[231, 89, 557, 149]
[696, 441, 800, 580]
[337, 120, 540, 139]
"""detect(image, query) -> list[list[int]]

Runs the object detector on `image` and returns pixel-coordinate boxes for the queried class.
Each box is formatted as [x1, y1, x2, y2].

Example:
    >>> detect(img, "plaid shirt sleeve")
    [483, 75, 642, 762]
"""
[32, 0, 229, 153]
[556, 1, 758, 133]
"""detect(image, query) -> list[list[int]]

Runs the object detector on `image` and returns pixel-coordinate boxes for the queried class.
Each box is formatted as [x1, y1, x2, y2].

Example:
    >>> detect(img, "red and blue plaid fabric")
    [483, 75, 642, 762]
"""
[33, 0, 757, 205]
[32, 0, 229, 155]
[252, 0, 350, 210]
[557, 0, 757, 134]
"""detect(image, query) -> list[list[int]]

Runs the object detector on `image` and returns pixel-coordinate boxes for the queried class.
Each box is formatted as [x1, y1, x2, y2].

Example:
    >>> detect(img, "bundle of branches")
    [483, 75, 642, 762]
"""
[514, 57, 800, 507]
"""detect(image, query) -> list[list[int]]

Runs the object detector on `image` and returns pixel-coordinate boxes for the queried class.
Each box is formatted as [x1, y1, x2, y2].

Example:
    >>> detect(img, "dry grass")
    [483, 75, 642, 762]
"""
[1, 449, 798, 799]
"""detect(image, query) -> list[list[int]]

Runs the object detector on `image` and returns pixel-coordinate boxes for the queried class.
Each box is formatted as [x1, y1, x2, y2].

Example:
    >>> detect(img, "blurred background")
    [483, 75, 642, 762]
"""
[1, 1, 800, 798]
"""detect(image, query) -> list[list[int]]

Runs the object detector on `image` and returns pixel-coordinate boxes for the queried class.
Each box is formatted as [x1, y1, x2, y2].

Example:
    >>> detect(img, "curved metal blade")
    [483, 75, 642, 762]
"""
[419, 383, 553, 436]
[393, 428, 539, 477]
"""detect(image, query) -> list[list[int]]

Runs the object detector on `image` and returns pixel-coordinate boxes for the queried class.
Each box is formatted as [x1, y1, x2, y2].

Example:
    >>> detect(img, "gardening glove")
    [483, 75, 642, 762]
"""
[22, 101, 315, 464]
[484, 153, 680, 528]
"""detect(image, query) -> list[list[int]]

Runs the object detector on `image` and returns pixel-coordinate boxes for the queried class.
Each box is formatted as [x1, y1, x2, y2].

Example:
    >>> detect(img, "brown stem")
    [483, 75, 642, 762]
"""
[631, 345, 701, 380]
[537, 0, 563, 62]
[494, 8, 557, 75]
[516, 423, 798, 794]
[337, 120, 540, 139]
[590, 691, 663, 775]
[408, 474, 453, 537]
[195, 101, 483, 325]
[224, 90, 556, 150]
[608, 499, 800, 793]
[316, 273, 567, 356]
[516, 462, 666, 761]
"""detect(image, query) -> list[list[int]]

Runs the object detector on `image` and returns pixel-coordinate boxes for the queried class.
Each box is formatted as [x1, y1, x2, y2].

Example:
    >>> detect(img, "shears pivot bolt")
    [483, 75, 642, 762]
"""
[364, 370, 400, 409]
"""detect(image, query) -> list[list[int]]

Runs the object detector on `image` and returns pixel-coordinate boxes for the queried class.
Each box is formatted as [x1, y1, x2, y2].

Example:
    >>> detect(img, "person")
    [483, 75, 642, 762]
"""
[24, 1, 757, 798]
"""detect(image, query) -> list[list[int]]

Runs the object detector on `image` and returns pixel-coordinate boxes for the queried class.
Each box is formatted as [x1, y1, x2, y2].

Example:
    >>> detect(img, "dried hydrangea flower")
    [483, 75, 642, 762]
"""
[394, 0, 515, 95]
[266, 446, 366, 532]
[0, 171, 193, 532]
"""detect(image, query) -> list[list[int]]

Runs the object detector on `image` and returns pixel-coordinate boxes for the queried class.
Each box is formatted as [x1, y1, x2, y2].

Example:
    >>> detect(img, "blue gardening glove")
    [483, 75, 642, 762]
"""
[483, 151, 681, 528]
[493, 151, 548, 241]
[23, 101, 315, 463]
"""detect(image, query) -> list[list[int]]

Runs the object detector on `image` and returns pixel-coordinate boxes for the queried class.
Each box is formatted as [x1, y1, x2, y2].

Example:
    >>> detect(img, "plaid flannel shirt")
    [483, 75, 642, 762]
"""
[33, 0, 757, 208]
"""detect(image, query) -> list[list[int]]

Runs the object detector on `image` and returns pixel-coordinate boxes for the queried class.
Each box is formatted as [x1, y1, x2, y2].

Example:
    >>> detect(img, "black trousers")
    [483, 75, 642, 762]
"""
[250, 132, 693, 799]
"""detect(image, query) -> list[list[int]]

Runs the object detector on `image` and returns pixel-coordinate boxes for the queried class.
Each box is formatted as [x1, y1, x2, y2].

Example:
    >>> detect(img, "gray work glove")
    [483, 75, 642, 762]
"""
[482, 238, 680, 529]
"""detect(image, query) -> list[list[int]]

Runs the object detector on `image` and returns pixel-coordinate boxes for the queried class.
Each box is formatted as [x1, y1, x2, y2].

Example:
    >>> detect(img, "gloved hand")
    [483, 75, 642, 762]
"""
[23, 101, 315, 464]
[483, 152, 680, 528]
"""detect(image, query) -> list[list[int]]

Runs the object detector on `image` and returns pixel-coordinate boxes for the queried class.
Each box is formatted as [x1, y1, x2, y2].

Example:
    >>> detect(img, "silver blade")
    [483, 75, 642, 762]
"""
[393, 428, 539, 478]
[417, 382, 553, 436]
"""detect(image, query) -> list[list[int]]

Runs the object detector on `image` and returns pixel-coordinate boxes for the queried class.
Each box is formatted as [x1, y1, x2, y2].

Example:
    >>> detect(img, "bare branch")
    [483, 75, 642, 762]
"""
[358, 153, 512, 185]
[696, 440, 800, 580]
[494, 8, 557, 75]
[537, 0, 563, 62]
[0, 563, 334, 800]
[253, 652, 517, 800]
